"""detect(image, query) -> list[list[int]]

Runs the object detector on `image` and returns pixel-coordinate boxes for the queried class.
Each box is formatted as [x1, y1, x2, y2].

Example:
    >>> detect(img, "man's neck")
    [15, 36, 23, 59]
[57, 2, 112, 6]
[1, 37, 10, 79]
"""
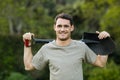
[55, 38, 72, 46]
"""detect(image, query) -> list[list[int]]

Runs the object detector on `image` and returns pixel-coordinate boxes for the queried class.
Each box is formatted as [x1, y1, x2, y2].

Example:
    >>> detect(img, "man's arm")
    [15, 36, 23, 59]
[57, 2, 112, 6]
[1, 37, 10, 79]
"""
[23, 32, 35, 71]
[93, 31, 110, 67]
[93, 55, 108, 67]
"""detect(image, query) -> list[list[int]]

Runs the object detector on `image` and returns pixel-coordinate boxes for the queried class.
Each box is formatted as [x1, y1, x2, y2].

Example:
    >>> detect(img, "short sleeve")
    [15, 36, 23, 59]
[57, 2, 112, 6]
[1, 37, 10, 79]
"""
[84, 44, 97, 64]
[32, 46, 48, 70]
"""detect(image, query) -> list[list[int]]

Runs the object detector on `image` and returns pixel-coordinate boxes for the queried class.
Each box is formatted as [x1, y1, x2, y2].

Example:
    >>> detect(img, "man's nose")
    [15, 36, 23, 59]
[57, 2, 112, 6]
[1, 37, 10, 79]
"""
[60, 26, 65, 31]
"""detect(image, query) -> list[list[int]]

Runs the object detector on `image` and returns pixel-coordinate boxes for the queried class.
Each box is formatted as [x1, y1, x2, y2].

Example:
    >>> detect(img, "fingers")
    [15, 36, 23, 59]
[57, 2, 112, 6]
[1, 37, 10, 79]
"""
[23, 32, 34, 42]
[97, 31, 110, 39]
[96, 31, 100, 34]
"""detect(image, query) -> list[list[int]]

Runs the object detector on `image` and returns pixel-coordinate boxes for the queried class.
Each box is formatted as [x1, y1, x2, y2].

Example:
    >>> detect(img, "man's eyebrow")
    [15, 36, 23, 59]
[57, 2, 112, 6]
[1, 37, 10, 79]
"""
[56, 24, 70, 26]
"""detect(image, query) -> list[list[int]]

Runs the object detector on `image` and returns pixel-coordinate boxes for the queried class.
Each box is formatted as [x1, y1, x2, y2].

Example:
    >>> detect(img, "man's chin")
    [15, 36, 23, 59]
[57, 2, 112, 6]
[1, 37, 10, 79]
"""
[59, 38, 68, 41]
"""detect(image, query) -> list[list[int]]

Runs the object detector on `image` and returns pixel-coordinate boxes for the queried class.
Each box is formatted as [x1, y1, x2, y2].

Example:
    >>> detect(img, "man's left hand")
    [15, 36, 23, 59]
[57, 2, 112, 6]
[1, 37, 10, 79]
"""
[96, 31, 110, 39]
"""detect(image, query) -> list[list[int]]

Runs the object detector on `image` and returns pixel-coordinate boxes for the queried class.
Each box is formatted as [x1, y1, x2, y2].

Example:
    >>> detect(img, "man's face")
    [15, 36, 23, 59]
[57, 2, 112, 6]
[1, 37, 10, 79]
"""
[54, 18, 74, 41]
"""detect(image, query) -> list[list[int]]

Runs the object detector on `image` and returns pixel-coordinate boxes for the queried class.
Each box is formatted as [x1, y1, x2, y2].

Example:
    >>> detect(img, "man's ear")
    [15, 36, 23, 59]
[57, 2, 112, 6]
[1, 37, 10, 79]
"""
[54, 24, 56, 31]
[71, 25, 74, 31]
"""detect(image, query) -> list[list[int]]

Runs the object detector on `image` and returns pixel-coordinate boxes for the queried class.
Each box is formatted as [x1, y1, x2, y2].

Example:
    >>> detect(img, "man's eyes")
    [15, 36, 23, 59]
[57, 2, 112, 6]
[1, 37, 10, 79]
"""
[64, 25, 69, 28]
[57, 25, 70, 28]
[57, 25, 62, 27]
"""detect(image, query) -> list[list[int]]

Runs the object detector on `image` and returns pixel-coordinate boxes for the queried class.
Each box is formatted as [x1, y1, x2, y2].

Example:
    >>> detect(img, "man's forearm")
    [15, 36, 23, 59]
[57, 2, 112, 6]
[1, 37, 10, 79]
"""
[94, 55, 108, 67]
[24, 46, 34, 70]
[99, 55, 108, 67]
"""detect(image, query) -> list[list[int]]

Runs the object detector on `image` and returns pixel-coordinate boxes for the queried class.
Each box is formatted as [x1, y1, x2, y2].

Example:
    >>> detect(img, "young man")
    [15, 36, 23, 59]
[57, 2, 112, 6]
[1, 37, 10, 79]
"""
[23, 13, 110, 80]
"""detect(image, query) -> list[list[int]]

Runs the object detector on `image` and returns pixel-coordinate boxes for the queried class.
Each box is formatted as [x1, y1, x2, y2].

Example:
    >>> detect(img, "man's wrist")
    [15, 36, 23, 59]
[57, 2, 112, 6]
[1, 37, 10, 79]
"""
[24, 45, 31, 47]
[24, 39, 31, 47]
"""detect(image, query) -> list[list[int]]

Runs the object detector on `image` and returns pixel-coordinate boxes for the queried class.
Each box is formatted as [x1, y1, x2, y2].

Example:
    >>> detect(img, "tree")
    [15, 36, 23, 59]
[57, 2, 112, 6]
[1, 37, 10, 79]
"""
[0, 0, 55, 37]
[88, 61, 120, 80]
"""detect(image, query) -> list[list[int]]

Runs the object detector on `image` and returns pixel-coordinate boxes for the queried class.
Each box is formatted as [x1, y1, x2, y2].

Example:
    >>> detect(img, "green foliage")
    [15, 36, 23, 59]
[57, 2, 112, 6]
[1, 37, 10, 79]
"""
[0, 35, 24, 79]
[0, 0, 55, 36]
[0, 0, 120, 80]
[99, 4, 120, 62]
[0, 35, 49, 80]
[100, 6, 120, 33]
[5, 72, 34, 80]
[88, 61, 120, 80]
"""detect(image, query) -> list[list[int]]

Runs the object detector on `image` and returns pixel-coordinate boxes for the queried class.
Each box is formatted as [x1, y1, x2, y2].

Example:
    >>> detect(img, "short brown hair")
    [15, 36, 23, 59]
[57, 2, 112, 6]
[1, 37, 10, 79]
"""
[54, 13, 74, 25]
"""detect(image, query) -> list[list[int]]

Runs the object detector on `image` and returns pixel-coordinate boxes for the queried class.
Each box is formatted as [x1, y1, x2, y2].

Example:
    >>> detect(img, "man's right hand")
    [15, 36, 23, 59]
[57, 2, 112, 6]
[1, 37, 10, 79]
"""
[23, 32, 34, 47]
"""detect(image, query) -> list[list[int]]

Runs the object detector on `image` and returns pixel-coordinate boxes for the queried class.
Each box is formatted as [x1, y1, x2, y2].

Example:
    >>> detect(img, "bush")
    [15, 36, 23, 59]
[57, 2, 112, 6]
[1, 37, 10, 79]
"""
[5, 72, 34, 80]
[88, 61, 120, 80]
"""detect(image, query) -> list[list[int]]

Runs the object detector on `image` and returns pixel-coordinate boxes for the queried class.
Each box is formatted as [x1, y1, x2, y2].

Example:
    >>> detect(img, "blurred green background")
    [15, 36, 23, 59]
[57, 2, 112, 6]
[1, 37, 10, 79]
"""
[0, 0, 120, 80]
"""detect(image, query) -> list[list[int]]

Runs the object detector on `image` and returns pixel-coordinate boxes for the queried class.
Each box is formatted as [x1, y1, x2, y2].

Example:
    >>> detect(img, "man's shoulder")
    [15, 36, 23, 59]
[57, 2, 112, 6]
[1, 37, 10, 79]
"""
[72, 40, 85, 45]
[41, 40, 56, 48]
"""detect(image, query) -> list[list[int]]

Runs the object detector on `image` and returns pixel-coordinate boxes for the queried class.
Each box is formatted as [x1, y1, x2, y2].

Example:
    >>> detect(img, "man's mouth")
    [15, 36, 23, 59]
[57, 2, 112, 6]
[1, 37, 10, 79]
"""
[59, 33, 67, 36]
[59, 31, 67, 34]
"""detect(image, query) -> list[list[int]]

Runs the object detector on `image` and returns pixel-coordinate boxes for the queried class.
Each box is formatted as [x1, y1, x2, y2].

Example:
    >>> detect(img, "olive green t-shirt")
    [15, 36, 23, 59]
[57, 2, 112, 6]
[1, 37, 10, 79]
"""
[32, 40, 97, 80]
